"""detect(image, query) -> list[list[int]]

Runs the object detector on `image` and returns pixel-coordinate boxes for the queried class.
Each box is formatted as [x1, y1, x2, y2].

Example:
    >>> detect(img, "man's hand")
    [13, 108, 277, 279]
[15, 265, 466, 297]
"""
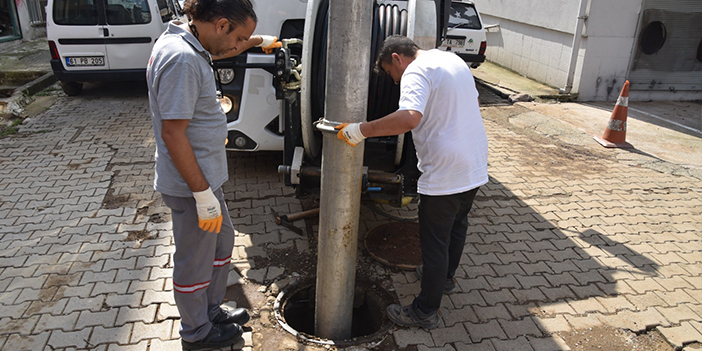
[335, 123, 366, 146]
[193, 187, 222, 233]
[257, 35, 283, 54]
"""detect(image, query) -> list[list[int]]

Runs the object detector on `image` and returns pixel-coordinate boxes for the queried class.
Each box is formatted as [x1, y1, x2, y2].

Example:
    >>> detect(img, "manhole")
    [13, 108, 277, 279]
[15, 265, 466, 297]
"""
[274, 279, 394, 346]
[364, 222, 421, 270]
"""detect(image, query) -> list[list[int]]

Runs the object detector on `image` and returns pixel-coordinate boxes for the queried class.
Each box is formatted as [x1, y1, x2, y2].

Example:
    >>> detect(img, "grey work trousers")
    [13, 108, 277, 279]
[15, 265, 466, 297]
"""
[161, 187, 235, 342]
[413, 187, 480, 317]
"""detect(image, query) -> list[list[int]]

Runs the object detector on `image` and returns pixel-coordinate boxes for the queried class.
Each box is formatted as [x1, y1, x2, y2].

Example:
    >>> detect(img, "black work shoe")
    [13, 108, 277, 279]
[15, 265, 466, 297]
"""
[181, 322, 243, 351]
[212, 307, 250, 326]
[386, 304, 440, 330]
[416, 265, 456, 294]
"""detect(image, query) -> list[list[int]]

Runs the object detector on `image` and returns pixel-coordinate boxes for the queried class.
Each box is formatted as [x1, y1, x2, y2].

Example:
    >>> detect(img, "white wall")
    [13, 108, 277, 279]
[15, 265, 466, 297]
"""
[16, 0, 46, 41]
[576, 0, 641, 101]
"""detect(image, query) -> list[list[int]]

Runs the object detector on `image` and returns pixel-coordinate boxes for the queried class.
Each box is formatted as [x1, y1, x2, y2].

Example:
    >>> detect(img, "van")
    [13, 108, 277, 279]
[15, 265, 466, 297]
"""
[46, 0, 184, 95]
[438, 0, 486, 68]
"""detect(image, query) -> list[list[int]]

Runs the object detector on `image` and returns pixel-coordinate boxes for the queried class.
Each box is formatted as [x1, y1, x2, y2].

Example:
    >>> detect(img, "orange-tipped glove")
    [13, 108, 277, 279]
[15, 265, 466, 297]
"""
[258, 35, 283, 54]
[335, 122, 366, 146]
[193, 187, 222, 233]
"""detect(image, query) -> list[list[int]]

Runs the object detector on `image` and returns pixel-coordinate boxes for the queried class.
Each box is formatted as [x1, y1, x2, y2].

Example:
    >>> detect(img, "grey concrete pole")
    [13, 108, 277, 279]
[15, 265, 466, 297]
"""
[314, 0, 372, 340]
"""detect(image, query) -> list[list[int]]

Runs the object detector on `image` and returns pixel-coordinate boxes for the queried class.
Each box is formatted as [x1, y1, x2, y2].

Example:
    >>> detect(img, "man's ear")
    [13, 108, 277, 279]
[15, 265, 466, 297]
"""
[391, 52, 401, 63]
[215, 18, 230, 34]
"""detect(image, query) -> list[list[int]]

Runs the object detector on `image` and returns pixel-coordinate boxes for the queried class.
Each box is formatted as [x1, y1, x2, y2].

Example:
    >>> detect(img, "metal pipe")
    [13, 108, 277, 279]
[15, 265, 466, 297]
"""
[560, 0, 589, 94]
[314, 0, 372, 340]
[278, 165, 402, 184]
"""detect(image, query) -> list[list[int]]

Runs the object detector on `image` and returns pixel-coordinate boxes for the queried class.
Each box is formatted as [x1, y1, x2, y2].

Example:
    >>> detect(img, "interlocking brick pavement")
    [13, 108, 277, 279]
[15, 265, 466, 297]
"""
[0, 82, 700, 350]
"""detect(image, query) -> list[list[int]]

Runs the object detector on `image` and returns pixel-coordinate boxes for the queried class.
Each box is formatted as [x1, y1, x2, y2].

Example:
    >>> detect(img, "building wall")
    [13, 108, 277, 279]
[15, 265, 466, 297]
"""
[16, 0, 46, 41]
[475, 0, 702, 101]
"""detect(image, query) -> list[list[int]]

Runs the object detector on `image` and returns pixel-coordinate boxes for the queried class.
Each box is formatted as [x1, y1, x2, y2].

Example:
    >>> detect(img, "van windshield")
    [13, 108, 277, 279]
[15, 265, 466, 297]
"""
[449, 3, 482, 30]
[53, 0, 100, 25]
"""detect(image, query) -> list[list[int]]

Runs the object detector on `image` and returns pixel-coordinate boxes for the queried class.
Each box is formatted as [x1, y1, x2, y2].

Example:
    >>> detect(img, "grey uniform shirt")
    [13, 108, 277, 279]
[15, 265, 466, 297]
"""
[147, 21, 228, 198]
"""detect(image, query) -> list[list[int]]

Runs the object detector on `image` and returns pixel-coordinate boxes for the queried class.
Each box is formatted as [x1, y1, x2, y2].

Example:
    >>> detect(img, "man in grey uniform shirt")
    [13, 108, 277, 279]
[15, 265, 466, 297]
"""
[146, 0, 280, 349]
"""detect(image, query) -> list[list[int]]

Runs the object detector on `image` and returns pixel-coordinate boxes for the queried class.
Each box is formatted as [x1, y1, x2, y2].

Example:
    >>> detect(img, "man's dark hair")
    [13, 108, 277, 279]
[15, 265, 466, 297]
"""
[374, 35, 420, 73]
[183, 0, 257, 31]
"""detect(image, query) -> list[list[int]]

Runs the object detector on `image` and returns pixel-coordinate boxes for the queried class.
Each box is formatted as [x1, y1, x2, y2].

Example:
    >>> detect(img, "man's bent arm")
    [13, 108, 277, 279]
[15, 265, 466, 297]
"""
[360, 109, 422, 138]
[161, 119, 210, 192]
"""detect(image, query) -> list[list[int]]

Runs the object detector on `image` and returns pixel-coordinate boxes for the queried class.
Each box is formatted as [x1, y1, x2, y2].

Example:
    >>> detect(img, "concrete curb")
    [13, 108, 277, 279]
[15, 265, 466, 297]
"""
[0, 72, 56, 118]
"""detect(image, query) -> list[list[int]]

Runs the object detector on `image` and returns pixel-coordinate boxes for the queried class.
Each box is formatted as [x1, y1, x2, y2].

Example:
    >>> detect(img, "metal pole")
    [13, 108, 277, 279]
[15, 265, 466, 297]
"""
[314, 0, 372, 340]
[560, 0, 589, 94]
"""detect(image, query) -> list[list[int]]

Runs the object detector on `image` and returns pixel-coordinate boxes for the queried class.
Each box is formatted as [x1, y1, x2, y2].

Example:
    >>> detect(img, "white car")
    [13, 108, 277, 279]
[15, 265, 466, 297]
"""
[438, 0, 486, 68]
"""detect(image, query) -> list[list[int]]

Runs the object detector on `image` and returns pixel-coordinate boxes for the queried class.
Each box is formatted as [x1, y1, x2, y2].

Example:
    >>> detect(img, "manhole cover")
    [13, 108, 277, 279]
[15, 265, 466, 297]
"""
[364, 222, 421, 270]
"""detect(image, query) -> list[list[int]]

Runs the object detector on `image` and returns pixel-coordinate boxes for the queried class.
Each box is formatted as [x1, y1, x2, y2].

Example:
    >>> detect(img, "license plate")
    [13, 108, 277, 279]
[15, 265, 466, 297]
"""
[66, 56, 105, 66]
[445, 38, 465, 47]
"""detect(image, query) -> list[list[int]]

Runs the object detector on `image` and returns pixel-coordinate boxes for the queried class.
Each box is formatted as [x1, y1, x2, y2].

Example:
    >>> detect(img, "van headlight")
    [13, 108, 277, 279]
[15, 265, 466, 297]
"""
[219, 95, 233, 113]
[217, 68, 235, 85]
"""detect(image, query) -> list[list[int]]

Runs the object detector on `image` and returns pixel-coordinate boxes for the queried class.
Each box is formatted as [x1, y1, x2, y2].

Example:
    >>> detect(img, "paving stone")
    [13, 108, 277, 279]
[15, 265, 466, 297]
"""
[392, 328, 434, 348]
[656, 304, 700, 324]
[46, 327, 92, 349]
[490, 336, 535, 351]
[0, 315, 40, 336]
[527, 335, 572, 351]
[90, 325, 132, 346]
[473, 304, 512, 322]
[455, 340, 497, 351]
[64, 295, 106, 314]
[431, 323, 470, 347]
[75, 309, 119, 329]
[498, 318, 543, 339]
[465, 320, 508, 343]
[116, 305, 157, 326]
[3, 331, 50, 350]
[657, 321, 702, 349]
[130, 320, 173, 343]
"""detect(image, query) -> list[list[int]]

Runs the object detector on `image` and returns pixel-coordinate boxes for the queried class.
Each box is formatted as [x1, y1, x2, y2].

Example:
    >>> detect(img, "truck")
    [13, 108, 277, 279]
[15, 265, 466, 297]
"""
[216, 0, 453, 207]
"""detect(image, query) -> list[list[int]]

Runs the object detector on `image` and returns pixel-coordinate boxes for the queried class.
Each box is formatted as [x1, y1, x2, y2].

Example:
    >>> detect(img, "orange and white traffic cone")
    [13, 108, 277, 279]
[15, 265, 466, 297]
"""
[594, 80, 633, 148]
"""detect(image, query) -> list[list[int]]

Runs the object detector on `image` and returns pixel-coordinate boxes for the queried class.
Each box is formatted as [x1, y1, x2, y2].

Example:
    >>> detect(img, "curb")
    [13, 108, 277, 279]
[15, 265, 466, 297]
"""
[0, 72, 56, 118]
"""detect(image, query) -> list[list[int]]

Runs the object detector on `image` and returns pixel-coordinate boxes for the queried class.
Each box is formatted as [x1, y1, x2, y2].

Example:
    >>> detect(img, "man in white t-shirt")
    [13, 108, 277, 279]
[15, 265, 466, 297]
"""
[336, 35, 488, 329]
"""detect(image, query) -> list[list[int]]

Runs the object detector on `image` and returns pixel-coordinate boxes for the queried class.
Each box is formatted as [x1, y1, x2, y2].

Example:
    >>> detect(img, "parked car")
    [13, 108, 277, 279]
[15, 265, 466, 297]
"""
[46, 0, 184, 95]
[438, 0, 486, 68]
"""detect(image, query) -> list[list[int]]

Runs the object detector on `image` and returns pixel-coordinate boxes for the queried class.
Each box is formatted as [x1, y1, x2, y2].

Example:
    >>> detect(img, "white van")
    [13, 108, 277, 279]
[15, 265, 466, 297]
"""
[438, 0, 486, 68]
[46, 0, 184, 95]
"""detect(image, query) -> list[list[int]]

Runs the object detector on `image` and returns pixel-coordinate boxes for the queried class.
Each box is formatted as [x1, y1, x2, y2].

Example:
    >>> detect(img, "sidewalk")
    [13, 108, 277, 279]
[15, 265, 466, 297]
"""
[472, 61, 702, 179]
[0, 52, 700, 350]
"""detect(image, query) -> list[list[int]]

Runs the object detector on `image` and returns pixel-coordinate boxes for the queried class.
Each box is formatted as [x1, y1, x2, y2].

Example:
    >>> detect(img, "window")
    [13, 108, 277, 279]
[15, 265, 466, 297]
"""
[448, 3, 482, 30]
[106, 0, 152, 25]
[156, 0, 178, 23]
[53, 0, 99, 25]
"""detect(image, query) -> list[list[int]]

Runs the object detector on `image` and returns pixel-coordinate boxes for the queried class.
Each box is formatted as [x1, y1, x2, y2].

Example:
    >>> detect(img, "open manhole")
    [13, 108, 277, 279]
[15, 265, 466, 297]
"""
[364, 222, 422, 270]
[274, 279, 395, 346]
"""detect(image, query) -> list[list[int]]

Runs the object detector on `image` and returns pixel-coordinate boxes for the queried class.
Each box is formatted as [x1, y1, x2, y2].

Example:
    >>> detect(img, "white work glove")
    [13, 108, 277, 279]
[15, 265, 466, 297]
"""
[257, 35, 282, 54]
[193, 187, 222, 233]
[335, 123, 366, 146]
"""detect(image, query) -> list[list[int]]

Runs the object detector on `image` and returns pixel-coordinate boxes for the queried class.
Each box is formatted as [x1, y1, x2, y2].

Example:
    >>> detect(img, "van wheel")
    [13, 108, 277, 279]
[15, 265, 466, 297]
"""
[60, 81, 83, 96]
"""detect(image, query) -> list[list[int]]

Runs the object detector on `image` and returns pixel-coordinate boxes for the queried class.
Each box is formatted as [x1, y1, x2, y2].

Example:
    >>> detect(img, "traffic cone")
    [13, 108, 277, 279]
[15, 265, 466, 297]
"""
[594, 80, 633, 148]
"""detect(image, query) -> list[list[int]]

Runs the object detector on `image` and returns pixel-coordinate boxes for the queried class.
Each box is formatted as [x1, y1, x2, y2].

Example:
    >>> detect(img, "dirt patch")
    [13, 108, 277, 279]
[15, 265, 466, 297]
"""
[364, 222, 421, 269]
[102, 188, 130, 209]
[558, 326, 675, 351]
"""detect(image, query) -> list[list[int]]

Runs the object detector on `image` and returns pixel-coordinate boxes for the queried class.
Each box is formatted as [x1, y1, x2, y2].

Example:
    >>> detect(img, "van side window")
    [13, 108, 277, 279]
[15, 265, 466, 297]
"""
[449, 3, 482, 30]
[53, 0, 99, 25]
[106, 0, 152, 25]
[156, 0, 178, 23]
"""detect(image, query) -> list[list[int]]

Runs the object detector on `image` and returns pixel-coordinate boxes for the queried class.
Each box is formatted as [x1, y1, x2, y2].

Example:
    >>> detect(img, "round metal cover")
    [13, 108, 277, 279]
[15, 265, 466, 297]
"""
[364, 222, 421, 270]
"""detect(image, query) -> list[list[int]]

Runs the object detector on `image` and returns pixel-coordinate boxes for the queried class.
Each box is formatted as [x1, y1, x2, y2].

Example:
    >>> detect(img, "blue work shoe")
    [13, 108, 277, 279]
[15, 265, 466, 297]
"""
[386, 304, 440, 330]
[212, 307, 250, 326]
[416, 265, 456, 294]
[181, 322, 243, 351]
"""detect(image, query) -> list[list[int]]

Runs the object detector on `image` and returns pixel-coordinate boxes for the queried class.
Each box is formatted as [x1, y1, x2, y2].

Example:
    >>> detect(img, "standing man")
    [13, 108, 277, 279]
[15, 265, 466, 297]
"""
[336, 35, 488, 330]
[146, 0, 280, 349]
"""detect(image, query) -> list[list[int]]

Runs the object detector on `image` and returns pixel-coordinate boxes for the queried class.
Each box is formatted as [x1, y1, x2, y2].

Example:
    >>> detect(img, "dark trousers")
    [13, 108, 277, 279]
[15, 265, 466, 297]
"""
[412, 187, 480, 316]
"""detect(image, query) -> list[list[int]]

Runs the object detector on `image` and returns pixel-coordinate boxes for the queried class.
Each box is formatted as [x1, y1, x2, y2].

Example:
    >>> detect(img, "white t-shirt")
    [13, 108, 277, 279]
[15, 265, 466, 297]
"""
[398, 49, 488, 196]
